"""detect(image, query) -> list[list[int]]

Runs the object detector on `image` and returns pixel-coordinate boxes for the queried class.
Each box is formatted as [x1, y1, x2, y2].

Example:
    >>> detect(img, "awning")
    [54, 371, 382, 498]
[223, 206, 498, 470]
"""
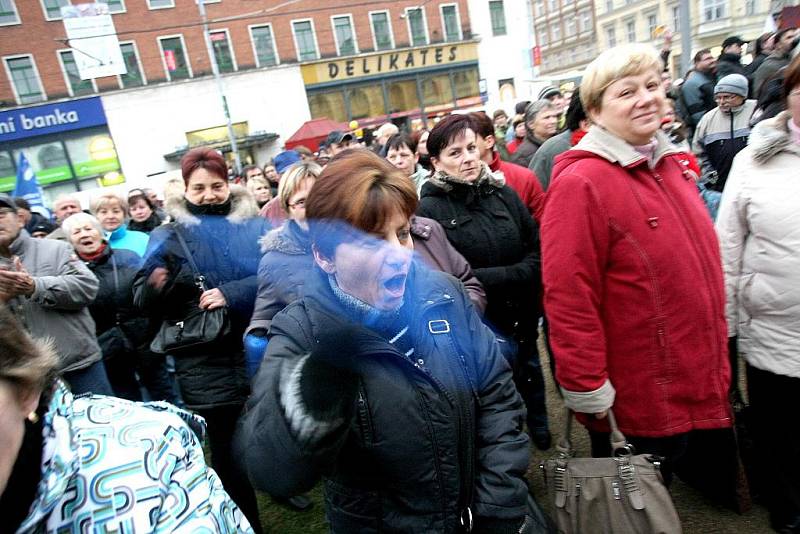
[284, 118, 348, 152]
[163, 132, 279, 161]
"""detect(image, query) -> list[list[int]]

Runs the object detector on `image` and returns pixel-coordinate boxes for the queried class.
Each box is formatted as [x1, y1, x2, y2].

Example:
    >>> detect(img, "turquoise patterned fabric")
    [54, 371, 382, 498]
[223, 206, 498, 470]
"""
[16, 381, 253, 533]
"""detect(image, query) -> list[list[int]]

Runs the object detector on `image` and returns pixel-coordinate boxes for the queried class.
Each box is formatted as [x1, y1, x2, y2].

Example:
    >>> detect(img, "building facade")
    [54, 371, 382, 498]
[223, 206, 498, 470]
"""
[0, 0, 478, 200]
[533, 0, 598, 80]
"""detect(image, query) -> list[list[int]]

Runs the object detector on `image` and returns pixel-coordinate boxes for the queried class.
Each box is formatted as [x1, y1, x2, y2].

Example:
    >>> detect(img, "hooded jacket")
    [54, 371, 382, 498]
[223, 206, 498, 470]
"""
[716, 112, 800, 378]
[134, 186, 268, 409]
[237, 265, 530, 533]
[542, 126, 731, 437]
[16, 381, 253, 532]
[7, 230, 101, 373]
[692, 99, 757, 191]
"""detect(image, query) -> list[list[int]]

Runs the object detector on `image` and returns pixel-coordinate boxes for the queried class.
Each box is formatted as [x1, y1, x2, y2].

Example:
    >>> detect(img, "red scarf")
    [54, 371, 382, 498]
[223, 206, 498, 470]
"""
[78, 242, 108, 262]
[570, 129, 588, 146]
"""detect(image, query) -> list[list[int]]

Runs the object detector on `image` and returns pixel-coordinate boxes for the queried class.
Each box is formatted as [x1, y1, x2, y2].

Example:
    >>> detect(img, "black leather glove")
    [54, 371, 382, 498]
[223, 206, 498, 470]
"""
[299, 325, 368, 422]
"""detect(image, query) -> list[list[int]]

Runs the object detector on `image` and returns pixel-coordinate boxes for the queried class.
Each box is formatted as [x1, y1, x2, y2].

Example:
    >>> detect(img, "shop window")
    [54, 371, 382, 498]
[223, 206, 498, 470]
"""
[58, 50, 95, 96]
[209, 30, 236, 73]
[250, 24, 279, 67]
[489, 1, 507, 36]
[119, 42, 145, 87]
[388, 79, 420, 114]
[406, 8, 428, 47]
[348, 84, 385, 120]
[333, 15, 357, 56]
[370, 11, 394, 51]
[0, 152, 14, 184]
[308, 90, 347, 122]
[452, 68, 479, 101]
[4, 55, 45, 104]
[440, 5, 461, 42]
[65, 134, 120, 178]
[158, 35, 191, 80]
[12, 142, 72, 184]
[292, 20, 319, 61]
[41, 0, 68, 20]
[0, 0, 20, 25]
[422, 74, 453, 109]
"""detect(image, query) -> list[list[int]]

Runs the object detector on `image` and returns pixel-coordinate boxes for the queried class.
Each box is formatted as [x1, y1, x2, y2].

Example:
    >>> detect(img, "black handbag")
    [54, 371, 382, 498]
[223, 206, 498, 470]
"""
[150, 226, 230, 354]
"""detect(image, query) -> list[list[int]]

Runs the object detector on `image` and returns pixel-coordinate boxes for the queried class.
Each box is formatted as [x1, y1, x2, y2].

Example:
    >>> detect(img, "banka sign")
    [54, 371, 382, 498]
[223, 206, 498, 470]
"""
[0, 96, 108, 142]
[301, 43, 479, 86]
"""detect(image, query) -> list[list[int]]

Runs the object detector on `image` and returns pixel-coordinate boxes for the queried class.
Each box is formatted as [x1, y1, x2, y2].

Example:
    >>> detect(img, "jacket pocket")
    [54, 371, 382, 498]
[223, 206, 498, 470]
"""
[324, 479, 381, 533]
[740, 272, 772, 316]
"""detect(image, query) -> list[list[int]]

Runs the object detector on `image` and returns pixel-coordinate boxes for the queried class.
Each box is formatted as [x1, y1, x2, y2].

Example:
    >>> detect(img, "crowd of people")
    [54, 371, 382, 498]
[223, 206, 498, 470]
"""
[1, 33, 800, 533]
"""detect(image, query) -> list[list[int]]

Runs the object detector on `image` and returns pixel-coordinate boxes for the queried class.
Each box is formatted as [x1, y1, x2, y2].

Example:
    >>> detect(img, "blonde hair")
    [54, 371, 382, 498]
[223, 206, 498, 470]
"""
[90, 192, 128, 217]
[580, 43, 664, 112]
[278, 162, 322, 213]
[163, 177, 186, 204]
[246, 176, 270, 194]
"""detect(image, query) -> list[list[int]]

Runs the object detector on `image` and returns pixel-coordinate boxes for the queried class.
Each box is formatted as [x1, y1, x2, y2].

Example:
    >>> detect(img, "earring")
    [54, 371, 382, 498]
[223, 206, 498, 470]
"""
[27, 411, 39, 424]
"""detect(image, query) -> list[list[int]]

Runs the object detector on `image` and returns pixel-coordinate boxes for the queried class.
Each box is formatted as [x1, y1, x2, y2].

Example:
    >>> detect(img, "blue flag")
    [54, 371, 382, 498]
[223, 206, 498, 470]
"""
[13, 152, 45, 209]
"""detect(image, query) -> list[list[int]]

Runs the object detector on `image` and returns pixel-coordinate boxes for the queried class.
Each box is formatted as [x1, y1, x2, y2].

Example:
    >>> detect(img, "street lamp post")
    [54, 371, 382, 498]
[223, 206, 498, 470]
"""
[196, 0, 242, 174]
[679, 0, 692, 77]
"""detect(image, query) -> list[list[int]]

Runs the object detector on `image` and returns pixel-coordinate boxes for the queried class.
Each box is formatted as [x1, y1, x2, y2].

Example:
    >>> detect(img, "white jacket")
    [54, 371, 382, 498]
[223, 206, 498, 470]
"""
[716, 111, 800, 378]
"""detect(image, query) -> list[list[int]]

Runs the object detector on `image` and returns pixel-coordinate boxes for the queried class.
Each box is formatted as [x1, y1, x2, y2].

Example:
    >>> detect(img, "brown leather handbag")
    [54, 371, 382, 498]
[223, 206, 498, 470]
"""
[541, 409, 682, 534]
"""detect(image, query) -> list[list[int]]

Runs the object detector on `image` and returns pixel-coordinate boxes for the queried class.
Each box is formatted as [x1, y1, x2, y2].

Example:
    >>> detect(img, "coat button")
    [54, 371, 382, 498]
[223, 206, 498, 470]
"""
[417, 358, 425, 366]
[450, 219, 457, 226]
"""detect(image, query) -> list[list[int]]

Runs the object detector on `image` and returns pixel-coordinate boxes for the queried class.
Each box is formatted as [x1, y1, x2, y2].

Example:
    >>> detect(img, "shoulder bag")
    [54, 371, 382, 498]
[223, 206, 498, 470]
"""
[541, 409, 682, 534]
[150, 226, 230, 354]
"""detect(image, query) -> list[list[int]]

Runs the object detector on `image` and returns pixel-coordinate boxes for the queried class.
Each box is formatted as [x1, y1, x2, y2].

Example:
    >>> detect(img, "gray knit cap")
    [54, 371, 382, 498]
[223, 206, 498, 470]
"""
[714, 74, 748, 97]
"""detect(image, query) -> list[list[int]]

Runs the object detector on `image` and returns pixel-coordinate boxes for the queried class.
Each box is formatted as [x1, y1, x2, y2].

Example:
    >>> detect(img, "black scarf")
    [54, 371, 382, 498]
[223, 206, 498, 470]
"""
[128, 211, 162, 234]
[185, 197, 232, 217]
[0, 415, 44, 531]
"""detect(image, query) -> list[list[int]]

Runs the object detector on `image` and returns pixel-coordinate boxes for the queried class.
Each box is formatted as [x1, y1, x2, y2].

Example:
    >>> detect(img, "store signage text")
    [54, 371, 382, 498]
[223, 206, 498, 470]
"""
[302, 43, 479, 85]
[0, 96, 107, 143]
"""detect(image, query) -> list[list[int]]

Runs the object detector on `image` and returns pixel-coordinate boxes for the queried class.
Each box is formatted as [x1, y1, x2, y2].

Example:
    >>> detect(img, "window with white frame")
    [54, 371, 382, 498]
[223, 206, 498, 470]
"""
[118, 42, 145, 87]
[0, 0, 20, 24]
[441, 4, 461, 42]
[605, 0, 613, 12]
[566, 17, 576, 37]
[625, 19, 636, 42]
[250, 24, 279, 67]
[580, 10, 593, 32]
[370, 11, 393, 51]
[537, 25, 549, 46]
[534, 0, 544, 17]
[106, 0, 125, 13]
[646, 12, 657, 37]
[702, 0, 726, 21]
[41, 0, 69, 20]
[672, 5, 680, 31]
[406, 7, 428, 46]
[158, 35, 191, 80]
[570, 47, 577, 63]
[332, 15, 357, 56]
[4, 55, 45, 104]
[489, 1, 506, 36]
[745, 0, 756, 15]
[147, 0, 174, 9]
[548, 0, 558, 11]
[209, 30, 236, 72]
[606, 25, 616, 47]
[58, 50, 95, 96]
[292, 20, 319, 61]
[552, 21, 561, 42]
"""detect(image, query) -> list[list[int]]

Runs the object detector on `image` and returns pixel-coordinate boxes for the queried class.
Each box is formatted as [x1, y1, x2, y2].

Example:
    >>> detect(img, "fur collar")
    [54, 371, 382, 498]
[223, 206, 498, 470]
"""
[748, 111, 800, 164]
[165, 184, 258, 226]
[258, 220, 309, 255]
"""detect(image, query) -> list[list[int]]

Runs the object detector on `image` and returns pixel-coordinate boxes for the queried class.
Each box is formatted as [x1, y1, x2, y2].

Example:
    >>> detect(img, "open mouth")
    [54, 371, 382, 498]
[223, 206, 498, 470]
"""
[382, 273, 407, 296]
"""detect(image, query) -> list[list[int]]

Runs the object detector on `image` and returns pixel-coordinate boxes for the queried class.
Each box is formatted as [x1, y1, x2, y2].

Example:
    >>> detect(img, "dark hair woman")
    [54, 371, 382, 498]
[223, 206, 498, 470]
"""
[237, 149, 532, 533]
[133, 147, 267, 532]
[0, 307, 255, 531]
[416, 113, 551, 449]
[127, 191, 163, 234]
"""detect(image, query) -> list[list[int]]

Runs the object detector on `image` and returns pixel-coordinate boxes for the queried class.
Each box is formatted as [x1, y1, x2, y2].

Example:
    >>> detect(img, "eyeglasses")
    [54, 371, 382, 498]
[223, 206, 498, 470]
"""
[714, 94, 740, 102]
[288, 198, 306, 209]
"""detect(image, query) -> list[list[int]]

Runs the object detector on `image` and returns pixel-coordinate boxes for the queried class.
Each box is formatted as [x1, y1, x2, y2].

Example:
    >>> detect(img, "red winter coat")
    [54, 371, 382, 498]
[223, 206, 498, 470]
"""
[489, 152, 545, 222]
[542, 126, 731, 437]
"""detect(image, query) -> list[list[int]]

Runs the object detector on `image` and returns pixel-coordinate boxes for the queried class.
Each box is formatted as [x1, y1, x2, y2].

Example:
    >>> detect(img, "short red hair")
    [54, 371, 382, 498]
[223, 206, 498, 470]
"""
[180, 147, 228, 184]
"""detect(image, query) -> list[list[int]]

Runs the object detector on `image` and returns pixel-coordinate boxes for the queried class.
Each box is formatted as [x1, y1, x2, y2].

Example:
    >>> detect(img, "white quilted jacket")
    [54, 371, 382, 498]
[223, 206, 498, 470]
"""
[716, 111, 800, 378]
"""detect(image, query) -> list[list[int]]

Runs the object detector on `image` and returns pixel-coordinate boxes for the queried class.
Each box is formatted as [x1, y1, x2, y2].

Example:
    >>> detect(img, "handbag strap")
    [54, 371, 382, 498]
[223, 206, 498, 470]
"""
[556, 407, 632, 457]
[110, 252, 123, 326]
[172, 225, 208, 292]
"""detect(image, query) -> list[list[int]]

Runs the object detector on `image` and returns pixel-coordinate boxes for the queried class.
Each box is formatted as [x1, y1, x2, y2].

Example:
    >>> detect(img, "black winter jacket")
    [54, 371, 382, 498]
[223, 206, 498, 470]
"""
[134, 187, 268, 409]
[236, 265, 530, 533]
[83, 246, 149, 350]
[417, 177, 540, 339]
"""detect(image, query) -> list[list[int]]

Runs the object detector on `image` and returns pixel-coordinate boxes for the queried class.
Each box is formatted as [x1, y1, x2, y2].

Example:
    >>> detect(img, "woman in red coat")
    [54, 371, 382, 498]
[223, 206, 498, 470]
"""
[541, 44, 731, 470]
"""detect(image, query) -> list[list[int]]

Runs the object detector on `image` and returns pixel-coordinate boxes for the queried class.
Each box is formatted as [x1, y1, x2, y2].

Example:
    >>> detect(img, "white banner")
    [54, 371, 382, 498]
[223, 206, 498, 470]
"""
[61, 3, 125, 80]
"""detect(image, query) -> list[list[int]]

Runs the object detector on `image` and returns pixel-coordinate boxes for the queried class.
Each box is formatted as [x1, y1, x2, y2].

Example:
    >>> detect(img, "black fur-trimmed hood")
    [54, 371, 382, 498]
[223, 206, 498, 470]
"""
[748, 111, 800, 164]
[165, 184, 258, 226]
